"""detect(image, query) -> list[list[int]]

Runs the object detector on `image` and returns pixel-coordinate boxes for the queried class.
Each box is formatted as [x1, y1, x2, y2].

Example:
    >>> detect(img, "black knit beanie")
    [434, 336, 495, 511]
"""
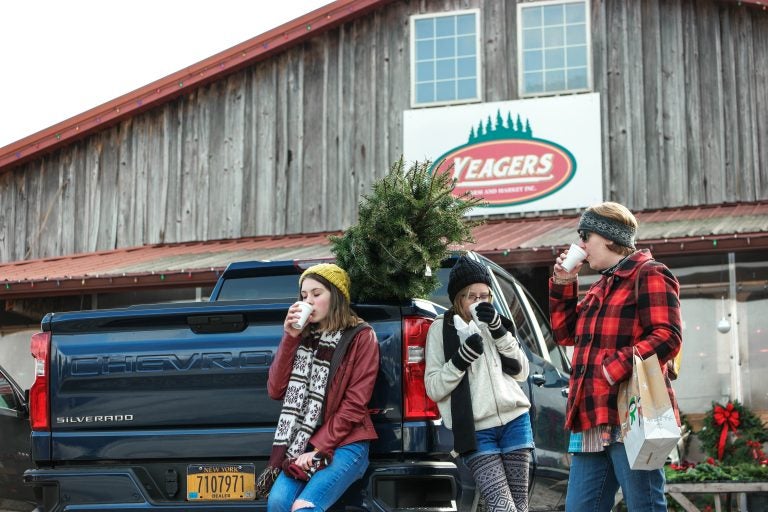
[448, 255, 492, 303]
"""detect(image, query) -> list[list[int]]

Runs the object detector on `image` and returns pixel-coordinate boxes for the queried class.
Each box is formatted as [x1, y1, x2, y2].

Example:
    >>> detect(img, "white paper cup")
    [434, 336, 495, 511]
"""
[561, 243, 587, 272]
[291, 301, 313, 329]
[469, 302, 483, 325]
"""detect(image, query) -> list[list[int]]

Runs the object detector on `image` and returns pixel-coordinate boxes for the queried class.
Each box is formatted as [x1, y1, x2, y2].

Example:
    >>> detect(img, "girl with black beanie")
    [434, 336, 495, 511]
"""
[425, 254, 534, 512]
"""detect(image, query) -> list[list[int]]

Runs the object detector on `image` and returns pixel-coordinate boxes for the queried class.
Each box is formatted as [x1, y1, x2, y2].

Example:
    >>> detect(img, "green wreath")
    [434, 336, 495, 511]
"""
[697, 400, 768, 466]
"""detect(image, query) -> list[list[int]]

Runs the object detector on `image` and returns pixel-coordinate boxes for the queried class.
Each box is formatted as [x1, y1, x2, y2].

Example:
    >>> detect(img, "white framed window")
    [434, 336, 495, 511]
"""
[517, 0, 592, 97]
[410, 9, 482, 108]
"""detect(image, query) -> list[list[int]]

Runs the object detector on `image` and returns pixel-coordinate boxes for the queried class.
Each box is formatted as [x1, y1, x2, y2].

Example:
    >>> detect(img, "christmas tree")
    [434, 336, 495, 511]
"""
[331, 158, 483, 301]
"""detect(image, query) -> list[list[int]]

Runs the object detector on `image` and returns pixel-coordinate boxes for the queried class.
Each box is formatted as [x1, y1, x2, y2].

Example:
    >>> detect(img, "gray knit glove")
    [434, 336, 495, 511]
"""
[451, 333, 484, 372]
[474, 302, 507, 339]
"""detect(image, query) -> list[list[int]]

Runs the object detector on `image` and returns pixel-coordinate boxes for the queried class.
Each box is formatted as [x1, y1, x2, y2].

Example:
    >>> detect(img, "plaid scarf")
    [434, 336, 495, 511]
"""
[256, 328, 342, 497]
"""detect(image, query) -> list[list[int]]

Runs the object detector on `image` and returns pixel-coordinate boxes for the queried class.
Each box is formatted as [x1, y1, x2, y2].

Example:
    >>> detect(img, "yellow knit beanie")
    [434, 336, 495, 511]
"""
[300, 263, 351, 302]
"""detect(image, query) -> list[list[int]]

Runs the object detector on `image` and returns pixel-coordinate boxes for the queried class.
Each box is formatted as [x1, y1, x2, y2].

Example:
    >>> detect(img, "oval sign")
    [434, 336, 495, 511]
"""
[431, 139, 577, 206]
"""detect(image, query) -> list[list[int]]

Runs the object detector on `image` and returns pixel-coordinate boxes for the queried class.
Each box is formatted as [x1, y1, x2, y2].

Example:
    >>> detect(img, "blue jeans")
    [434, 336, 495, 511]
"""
[566, 442, 667, 511]
[267, 441, 369, 512]
[464, 412, 535, 462]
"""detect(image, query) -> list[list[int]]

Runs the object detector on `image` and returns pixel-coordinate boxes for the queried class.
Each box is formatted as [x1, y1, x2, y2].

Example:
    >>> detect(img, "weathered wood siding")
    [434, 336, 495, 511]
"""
[1, 0, 766, 262]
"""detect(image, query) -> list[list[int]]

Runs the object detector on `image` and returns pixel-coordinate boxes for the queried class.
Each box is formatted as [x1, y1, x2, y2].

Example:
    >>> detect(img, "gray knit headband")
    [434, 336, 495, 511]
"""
[577, 210, 636, 249]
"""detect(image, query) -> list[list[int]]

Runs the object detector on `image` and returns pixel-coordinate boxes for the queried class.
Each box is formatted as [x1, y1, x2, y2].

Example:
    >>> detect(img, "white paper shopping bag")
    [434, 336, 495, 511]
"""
[620, 351, 681, 470]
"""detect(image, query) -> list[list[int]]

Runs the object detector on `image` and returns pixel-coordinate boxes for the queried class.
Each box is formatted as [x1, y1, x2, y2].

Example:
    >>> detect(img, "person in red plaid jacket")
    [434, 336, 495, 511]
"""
[549, 201, 682, 512]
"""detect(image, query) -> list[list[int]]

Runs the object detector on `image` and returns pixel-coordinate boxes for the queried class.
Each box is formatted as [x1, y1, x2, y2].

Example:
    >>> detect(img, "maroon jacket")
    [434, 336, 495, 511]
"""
[549, 249, 682, 432]
[267, 325, 380, 454]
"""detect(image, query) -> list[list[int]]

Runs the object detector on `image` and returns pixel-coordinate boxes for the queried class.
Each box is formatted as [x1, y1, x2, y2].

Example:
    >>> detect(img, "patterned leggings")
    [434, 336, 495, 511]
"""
[465, 450, 531, 512]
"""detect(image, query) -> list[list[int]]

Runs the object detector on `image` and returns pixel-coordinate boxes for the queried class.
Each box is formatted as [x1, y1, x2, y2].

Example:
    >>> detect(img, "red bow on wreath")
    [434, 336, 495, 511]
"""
[713, 402, 740, 460]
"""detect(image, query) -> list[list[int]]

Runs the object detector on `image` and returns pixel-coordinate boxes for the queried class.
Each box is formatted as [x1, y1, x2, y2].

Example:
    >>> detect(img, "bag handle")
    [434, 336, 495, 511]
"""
[633, 259, 680, 380]
[633, 259, 654, 304]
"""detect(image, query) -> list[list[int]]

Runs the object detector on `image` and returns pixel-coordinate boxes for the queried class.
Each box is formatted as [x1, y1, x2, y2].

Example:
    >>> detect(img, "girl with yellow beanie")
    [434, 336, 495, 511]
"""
[256, 263, 379, 511]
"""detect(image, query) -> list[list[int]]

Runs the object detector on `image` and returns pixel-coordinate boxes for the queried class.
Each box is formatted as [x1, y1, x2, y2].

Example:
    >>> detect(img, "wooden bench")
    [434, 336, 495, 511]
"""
[665, 481, 768, 512]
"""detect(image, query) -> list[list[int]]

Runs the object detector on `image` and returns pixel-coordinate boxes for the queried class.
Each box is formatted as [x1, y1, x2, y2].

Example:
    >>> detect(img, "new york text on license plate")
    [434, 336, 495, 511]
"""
[187, 463, 256, 500]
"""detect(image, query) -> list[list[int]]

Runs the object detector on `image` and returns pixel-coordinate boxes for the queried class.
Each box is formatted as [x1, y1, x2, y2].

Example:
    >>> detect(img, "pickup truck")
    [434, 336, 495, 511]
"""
[2, 251, 571, 511]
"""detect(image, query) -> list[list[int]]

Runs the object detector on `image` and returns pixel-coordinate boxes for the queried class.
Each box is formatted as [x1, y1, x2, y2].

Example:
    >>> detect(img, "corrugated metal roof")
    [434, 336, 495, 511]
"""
[0, 233, 335, 298]
[1, 202, 767, 299]
[473, 204, 768, 252]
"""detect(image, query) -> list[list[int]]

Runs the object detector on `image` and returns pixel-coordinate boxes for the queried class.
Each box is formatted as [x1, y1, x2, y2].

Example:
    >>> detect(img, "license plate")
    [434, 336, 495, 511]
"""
[186, 463, 256, 501]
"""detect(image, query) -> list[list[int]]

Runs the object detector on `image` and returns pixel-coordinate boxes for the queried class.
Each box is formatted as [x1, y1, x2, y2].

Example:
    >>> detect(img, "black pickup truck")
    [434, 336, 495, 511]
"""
[0, 251, 571, 511]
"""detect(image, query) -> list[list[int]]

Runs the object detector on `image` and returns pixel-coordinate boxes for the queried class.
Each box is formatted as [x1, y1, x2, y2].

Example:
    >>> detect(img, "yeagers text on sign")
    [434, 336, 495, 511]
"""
[431, 137, 576, 206]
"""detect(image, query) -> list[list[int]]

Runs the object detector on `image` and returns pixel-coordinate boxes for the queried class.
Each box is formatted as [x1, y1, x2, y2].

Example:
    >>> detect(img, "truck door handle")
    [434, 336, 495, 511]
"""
[188, 314, 246, 333]
[561, 387, 569, 398]
[530, 374, 546, 387]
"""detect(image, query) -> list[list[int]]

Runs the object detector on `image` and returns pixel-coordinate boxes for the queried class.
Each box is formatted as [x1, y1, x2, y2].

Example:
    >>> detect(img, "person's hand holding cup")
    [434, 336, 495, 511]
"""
[286, 301, 313, 334]
[469, 302, 483, 326]
[555, 243, 587, 278]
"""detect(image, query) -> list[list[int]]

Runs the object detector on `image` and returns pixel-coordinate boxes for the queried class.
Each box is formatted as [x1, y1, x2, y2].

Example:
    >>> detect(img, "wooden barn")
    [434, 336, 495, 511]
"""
[1, 0, 767, 423]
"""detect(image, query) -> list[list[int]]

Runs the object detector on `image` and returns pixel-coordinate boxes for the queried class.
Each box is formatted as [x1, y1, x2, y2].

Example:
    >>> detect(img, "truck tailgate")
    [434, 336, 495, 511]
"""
[42, 301, 402, 462]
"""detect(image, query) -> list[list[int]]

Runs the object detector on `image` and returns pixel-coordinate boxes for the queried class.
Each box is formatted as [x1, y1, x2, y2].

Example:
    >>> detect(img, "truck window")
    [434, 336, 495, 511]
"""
[492, 273, 543, 358]
[520, 287, 572, 373]
[430, 268, 452, 308]
[216, 275, 299, 302]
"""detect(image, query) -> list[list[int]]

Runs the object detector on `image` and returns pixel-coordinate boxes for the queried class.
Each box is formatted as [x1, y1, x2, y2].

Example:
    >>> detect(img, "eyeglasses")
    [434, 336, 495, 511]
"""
[463, 293, 492, 302]
[578, 230, 591, 242]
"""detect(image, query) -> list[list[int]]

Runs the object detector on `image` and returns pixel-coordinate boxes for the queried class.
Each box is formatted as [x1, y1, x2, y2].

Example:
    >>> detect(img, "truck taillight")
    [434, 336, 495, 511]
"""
[30, 331, 51, 431]
[403, 316, 439, 420]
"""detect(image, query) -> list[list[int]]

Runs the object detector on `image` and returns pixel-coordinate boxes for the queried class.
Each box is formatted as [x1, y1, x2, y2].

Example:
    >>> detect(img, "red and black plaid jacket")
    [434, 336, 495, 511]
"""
[549, 249, 682, 432]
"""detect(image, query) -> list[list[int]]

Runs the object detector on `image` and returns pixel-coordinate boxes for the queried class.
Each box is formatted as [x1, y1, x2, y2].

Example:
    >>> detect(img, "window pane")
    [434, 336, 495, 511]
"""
[519, 1, 591, 96]
[414, 18, 434, 39]
[566, 45, 587, 67]
[416, 83, 434, 103]
[435, 16, 455, 37]
[544, 26, 565, 47]
[521, 6, 542, 28]
[566, 23, 586, 45]
[457, 56, 476, 78]
[524, 71, 544, 93]
[676, 297, 732, 412]
[435, 81, 454, 101]
[457, 35, 475, 56]
[217, 274, 300, 301]
[523, 28, 542, 49]
[545, 69, 566, 91]
[566, 2, 586, 23]
[543, 4, 564, 25]
[567, 67, 588, 89]
[494, 276, 539, 356]
[411, 12, 479, 105]
[735, 256, 768, 411]
[545, 47, 565, 69]
[436, 38, 455, 58]
[457, 78, 476, 99]
[524, 50, 543, 71]
[744, 295, 768, 411]
[416, 61, 434, 81]
[456, 14, 475, 35]
[435, 59, 455, 80]
[416, 40, 434, 60]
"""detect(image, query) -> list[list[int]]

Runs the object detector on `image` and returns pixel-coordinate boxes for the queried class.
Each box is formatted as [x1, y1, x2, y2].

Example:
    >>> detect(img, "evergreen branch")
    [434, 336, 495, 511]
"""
[330, 157, 485, 301]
